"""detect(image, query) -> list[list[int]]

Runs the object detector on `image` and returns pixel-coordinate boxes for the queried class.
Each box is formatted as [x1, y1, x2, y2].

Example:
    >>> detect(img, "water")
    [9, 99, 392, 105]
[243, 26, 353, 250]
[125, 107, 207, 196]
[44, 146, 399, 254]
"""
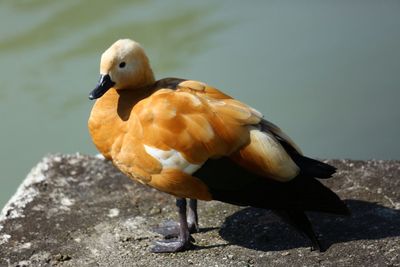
[1, 0, 400, 208]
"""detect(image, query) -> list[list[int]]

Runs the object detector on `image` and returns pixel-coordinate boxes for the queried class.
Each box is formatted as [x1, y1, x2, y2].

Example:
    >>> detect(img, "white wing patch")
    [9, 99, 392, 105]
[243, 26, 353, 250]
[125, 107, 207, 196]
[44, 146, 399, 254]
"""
[144, 145, 203, 174]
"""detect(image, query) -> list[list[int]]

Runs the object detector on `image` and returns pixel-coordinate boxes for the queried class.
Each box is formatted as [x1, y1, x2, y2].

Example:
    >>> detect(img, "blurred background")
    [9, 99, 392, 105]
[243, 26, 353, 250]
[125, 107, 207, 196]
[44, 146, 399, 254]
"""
[1, 0, 399, 208]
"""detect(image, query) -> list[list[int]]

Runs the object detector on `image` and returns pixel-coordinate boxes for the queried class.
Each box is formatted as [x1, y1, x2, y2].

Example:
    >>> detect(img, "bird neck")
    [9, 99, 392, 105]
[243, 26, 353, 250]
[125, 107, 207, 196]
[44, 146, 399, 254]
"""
[124, 64, 156, 90]
[88, 84, 155, 159]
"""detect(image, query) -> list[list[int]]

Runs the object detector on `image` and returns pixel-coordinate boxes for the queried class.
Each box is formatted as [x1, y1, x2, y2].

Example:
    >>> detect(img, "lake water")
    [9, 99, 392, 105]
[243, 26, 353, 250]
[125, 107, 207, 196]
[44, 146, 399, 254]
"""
[1, 0, 400, 208]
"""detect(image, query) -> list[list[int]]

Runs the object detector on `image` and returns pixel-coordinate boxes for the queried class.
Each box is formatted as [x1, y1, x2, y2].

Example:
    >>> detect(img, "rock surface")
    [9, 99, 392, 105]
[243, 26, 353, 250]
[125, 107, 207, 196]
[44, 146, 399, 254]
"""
[0, 154, 399, 267]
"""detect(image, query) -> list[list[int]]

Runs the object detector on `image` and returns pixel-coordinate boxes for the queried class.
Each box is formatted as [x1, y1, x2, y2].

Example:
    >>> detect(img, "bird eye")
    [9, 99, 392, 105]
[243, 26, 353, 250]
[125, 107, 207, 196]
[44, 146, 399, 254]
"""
[119, 62, 126, 68]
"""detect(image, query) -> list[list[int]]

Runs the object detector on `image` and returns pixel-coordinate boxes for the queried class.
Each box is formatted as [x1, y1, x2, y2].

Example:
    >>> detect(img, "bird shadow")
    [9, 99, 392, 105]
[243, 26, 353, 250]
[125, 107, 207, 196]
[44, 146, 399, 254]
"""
[218, 199, 400, 252]
[198, 226, 220, 234]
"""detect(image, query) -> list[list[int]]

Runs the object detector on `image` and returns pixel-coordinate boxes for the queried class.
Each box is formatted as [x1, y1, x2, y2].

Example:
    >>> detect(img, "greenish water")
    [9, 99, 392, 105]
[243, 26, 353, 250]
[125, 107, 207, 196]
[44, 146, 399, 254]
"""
[1, 0, 400, 208]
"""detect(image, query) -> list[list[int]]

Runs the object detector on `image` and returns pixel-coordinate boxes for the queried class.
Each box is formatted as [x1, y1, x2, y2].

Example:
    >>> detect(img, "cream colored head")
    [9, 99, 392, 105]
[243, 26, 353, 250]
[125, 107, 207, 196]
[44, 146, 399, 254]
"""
[89, 39, 155, 100]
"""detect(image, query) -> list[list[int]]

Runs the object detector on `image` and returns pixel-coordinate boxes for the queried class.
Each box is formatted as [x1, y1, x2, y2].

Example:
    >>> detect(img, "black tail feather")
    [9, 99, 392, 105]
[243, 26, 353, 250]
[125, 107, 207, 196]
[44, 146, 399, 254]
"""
[274, 209, 323, 251]
[276, 137, 337, 179]
[292, 155, 336, 179]
[195, 157, 350, 215]
[210, 175, 350, 215]
[195, 157, 350, 251]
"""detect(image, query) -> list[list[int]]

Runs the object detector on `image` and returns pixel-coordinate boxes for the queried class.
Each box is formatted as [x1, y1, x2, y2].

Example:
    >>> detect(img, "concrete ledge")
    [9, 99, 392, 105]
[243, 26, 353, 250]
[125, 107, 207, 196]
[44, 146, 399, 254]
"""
[0, 154, 399, 266]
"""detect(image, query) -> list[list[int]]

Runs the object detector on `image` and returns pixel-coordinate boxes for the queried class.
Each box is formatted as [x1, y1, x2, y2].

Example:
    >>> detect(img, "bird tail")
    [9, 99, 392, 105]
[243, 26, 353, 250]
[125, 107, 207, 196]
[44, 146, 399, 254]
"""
[210, 172, 349, 251]
[211, 173, 350, 215]
[290, 154, 337, 179]
[197, 157, 349, 215]
[274, 209, 322, 251]
[196, 157, 349, 250]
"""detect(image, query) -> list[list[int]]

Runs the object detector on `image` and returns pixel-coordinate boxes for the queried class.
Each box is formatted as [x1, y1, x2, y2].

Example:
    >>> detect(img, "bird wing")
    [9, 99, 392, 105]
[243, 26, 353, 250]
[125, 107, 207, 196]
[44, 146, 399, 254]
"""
[129, 80, 300, 199]
[133, 80, 261, 164]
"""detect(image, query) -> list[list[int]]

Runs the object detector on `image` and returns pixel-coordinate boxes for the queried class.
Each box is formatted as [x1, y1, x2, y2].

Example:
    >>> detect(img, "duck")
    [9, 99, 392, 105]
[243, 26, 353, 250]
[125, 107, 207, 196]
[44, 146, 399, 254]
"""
[88, 39, 349, 253]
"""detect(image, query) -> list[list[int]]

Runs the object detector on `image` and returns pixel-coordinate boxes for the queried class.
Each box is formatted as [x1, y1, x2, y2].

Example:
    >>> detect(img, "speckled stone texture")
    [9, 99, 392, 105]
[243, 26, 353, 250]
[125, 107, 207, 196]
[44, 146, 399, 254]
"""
[0, 154, 399, 267]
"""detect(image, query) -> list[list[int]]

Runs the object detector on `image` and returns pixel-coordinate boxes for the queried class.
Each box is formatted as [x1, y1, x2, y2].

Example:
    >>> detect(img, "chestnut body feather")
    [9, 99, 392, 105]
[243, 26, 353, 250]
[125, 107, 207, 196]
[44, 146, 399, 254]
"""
[88, 39, 349, 253]
[89, 77, 305, 199]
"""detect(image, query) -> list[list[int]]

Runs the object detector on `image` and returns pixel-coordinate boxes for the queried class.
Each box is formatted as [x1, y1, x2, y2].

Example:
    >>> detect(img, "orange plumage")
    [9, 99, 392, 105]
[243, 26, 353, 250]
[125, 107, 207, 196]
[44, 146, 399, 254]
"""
[88, 39, 349, 253]
[89, 75, 300, 198]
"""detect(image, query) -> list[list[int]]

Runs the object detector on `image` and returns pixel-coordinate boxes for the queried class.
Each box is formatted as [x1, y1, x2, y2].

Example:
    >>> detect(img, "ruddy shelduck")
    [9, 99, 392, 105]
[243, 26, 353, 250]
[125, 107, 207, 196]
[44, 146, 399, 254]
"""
[88, 39, 349, 253]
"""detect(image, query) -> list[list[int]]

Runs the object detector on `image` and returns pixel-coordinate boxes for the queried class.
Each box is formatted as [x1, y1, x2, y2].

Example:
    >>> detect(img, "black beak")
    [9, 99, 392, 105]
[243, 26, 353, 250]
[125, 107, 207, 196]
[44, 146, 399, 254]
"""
[89, 74, 115, 100]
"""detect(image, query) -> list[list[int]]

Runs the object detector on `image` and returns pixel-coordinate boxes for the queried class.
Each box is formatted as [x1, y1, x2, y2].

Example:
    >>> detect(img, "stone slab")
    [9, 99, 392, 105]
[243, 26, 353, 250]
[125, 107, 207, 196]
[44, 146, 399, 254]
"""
[0, 154, 399, 266]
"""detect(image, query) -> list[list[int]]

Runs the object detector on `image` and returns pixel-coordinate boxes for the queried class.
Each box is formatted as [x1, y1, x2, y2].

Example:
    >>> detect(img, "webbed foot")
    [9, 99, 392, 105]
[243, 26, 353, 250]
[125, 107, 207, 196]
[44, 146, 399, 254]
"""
[151, 237, 194, 253]
[150, 198, 195, 253]
[153, 220, 198, 239]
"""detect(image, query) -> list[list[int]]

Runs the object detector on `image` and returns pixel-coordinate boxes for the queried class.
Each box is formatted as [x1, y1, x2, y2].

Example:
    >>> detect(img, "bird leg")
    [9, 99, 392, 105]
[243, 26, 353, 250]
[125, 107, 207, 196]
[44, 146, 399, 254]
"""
[151, 198, 194, 253]
[152, 198, 199, 239]
[187, 199, 199, 233]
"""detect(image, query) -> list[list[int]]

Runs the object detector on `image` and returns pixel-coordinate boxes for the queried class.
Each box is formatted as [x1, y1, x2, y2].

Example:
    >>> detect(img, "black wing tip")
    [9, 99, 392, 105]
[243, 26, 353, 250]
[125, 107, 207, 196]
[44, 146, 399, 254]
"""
[275, 210, 323, 252]
[296, 156, 337, 179]
[314, 163, 337, 179]
[196, 157, 349, 215]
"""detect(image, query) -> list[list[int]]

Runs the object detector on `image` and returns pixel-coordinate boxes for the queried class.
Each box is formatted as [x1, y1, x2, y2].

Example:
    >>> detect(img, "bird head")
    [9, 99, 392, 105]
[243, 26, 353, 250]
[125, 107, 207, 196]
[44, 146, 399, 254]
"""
[89, 39, 155, 100]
